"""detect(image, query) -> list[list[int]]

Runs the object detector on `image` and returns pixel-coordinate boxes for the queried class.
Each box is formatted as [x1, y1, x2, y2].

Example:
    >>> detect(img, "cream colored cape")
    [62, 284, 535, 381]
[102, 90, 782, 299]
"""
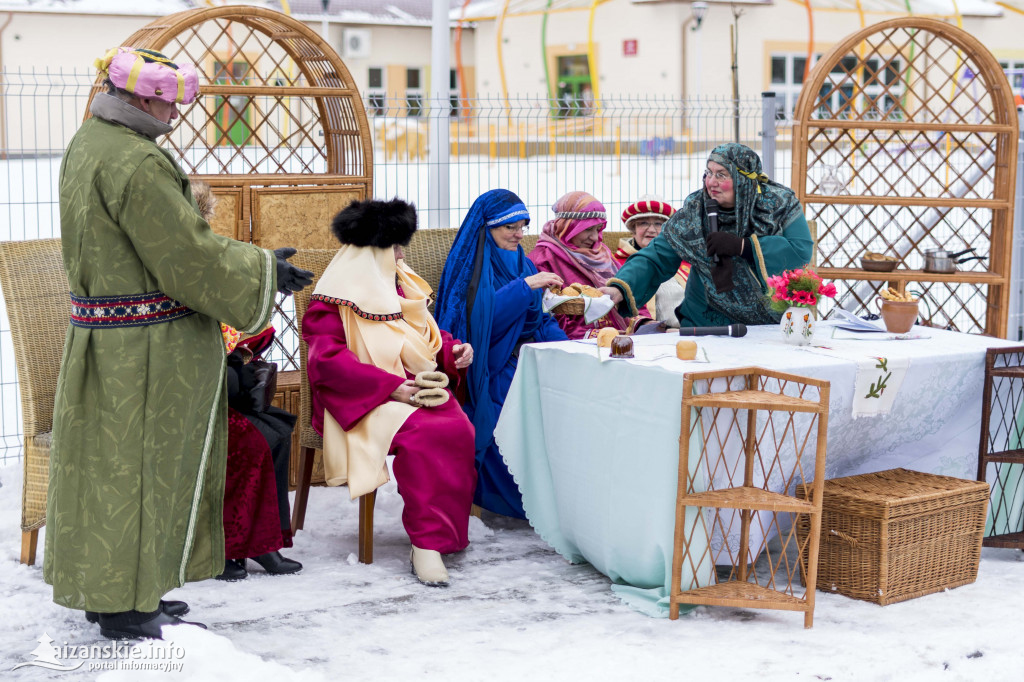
[313, 245, 442, 498]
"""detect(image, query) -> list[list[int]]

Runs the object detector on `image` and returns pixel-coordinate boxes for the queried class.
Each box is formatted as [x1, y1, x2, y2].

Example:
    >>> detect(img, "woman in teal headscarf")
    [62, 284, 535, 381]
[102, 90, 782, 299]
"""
[601, 143, 813, 327]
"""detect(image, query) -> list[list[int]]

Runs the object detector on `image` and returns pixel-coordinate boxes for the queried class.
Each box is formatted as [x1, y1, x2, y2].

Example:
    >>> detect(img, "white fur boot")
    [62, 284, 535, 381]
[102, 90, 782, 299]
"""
[410, 546, 449, 587]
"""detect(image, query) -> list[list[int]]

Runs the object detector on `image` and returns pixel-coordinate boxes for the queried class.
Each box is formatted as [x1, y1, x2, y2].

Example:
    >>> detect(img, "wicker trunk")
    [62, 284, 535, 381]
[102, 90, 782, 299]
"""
[796, 468, 989, 606]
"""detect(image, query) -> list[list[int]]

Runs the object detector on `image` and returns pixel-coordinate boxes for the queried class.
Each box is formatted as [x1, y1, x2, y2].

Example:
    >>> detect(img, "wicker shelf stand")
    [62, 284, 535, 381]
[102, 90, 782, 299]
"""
[670, 368, 830, 628]
[978, 346, 1024, 549]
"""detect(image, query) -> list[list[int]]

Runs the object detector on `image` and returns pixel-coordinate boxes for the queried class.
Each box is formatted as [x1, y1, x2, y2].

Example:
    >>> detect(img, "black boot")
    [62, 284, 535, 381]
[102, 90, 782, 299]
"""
[98, 609, 206, 640]
[215, 558, 248, 581]
[251, 551, 302, 575]
[86, 599, 190, 624]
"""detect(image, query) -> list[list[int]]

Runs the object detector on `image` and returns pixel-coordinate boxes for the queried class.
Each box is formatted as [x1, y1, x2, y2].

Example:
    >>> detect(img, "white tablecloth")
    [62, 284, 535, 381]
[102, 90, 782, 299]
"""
[494, 324, 1017, 616]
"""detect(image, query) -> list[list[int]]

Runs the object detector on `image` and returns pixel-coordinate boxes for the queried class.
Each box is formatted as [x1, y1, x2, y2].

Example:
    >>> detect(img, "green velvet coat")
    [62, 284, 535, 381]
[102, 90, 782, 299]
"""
[43, 116, 277, 612]
[612, 215, 813, 327]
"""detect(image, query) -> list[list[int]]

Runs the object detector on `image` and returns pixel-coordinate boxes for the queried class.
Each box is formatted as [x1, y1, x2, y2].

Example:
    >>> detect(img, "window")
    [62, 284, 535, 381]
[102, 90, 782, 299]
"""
[449, 68, 460, 117]
[405, 67, 423, 117]
[771, 51, 905, 121]
[767, 52, 822, 120]
[1000, 60, 1024, 91]
[367, 67, 385, 116]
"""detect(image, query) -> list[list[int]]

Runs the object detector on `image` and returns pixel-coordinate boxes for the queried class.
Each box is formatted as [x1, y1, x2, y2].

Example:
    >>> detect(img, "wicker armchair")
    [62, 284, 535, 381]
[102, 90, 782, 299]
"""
[0, 239, 68, 565]
[285, 249, 387, 560]
[403, 228, 458, 298]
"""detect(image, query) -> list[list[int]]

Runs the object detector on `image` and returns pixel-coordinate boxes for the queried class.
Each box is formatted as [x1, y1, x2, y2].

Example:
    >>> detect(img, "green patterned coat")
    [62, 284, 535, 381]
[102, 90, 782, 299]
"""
[43, 116, 276, 612]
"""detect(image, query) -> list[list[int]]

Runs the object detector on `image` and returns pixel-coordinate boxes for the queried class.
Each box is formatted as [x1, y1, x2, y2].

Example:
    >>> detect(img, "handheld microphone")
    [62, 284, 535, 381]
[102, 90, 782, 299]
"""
[678, 323, 747, 338]
[706, 196, 720, 265]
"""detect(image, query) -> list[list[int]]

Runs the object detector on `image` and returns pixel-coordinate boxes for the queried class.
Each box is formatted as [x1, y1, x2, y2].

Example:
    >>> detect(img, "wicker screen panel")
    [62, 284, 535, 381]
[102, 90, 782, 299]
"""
[252, 186, 364, 250]
[204, 187, 243, 240]
[792, 18, 1018, 337]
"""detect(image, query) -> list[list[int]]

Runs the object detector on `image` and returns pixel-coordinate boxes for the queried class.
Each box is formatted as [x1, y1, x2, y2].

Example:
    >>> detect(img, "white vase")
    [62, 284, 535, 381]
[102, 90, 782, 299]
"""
[779, 306, 816, 346]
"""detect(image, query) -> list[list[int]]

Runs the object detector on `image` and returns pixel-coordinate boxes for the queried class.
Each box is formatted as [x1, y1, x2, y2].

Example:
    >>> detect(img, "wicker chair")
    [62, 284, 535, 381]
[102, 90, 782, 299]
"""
[286, 249, 386, 562]
[0, 239, 68, 565]
[403, 228, 458, 298]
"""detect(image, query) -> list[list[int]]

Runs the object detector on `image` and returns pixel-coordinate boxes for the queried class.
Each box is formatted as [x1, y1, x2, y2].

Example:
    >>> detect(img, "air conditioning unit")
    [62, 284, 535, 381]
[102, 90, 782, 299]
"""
[343, 29, 371, 59]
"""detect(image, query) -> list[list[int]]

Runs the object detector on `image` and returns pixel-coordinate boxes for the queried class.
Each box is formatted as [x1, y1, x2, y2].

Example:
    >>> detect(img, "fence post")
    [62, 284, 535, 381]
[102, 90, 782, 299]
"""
[427, 0, 451, 229]
[1009, 108, 1024, 340]
[761, 91, 777, 180]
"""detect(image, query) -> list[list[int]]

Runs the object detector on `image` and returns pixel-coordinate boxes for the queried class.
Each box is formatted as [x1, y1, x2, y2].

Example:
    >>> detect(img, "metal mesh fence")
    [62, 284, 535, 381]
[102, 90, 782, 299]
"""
[0, 68, 783, 463]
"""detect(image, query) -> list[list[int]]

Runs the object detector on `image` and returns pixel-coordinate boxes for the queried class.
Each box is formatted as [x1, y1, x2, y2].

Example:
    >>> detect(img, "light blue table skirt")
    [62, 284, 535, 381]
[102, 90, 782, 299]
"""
[494, 343, 713, 617]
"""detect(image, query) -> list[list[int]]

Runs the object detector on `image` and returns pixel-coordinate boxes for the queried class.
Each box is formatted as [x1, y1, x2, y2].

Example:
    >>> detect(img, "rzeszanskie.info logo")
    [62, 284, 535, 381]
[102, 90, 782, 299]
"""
[12, 633, 186, 673]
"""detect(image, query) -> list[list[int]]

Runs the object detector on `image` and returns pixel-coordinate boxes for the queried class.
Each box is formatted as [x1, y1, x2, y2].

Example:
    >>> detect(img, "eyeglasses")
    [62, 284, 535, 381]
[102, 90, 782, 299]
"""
[703, 170, 731, 183]
[632, 220, 664, 231]
[501, 223, 526, 234]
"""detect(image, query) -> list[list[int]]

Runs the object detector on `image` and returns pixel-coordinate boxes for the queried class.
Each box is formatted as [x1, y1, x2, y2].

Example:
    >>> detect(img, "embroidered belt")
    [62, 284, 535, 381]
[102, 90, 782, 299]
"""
[70, 291, 196, 329]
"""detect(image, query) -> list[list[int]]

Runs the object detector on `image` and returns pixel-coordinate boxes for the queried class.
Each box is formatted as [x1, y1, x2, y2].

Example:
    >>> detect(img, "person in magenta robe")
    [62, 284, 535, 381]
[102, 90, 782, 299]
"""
[303, 198, 476, 586]
[527, 190, 649, 339]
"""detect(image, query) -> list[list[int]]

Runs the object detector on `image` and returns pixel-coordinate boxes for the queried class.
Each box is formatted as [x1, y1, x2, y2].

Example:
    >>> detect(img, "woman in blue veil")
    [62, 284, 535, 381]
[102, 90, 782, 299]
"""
[435, 189, 567, 518]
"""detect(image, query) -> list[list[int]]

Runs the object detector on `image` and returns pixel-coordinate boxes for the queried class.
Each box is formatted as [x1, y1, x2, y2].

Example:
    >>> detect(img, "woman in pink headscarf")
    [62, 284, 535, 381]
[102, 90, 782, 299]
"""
[528, 191, 648, 339]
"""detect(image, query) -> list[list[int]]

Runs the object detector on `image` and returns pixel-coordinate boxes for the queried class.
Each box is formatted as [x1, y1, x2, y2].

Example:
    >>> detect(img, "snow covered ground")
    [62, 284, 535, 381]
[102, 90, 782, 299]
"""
[1, 461, 1023, 681]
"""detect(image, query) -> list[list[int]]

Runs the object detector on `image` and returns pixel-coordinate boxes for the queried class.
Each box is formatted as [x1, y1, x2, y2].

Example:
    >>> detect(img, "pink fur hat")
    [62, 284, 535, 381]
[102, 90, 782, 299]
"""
[95, 47, 199, 105]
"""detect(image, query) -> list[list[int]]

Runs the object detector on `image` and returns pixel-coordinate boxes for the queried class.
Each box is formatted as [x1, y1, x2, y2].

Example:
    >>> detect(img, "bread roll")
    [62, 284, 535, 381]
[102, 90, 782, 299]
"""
[596, 327, 619, 348]
[579, 285, 602, 298]
[676, 339, 697, 360]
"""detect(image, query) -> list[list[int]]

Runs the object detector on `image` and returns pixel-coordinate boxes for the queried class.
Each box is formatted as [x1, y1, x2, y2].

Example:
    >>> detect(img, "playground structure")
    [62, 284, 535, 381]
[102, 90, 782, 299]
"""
[792, 17, 1019, 337]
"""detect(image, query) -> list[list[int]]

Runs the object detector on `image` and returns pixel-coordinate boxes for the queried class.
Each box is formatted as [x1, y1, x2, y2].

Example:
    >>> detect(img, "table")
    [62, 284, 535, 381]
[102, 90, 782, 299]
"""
[494, 324, 1018, 617]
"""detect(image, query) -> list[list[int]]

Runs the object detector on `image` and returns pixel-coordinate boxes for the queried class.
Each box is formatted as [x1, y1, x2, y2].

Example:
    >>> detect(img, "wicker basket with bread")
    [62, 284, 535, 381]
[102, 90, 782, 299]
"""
[548, 283, 603, 316]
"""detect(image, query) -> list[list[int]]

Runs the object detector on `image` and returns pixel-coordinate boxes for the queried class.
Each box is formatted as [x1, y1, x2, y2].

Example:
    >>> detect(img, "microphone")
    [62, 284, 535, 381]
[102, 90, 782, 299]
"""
[678, 323, 747, 338]
[706, 196, 720, 264]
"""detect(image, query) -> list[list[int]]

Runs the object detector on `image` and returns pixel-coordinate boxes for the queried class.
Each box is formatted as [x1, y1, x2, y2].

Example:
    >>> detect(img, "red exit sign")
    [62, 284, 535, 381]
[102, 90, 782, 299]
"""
[623, 39, 638, 57]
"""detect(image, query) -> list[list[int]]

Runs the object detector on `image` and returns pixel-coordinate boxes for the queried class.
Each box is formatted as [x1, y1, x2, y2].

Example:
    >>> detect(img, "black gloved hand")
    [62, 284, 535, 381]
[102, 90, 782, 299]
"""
[706, 232, 744, 259]
[274, 247, 313, 296]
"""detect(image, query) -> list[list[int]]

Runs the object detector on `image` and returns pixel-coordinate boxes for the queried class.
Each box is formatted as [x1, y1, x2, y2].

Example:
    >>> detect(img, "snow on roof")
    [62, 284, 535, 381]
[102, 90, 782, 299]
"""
[0, 0, 197, 16]
[806, 0, 1003, 17]
[462, 0, 999, 20]
[0, 1, 467, 25]
[286, 0, 465, 25]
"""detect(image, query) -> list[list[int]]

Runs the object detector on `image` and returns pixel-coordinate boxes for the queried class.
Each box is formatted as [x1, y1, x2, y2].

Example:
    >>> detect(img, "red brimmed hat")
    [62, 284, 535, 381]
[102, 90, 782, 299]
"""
[621, 195, 675, 228]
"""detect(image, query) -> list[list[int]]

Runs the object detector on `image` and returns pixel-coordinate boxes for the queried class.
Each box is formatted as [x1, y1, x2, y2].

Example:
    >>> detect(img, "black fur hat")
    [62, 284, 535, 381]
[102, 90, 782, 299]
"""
[330, 198, 418, 248]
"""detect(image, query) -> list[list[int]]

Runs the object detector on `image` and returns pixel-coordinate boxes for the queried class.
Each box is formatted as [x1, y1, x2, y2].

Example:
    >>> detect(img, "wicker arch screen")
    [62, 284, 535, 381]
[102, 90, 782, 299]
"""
[86, 5, 373, 249]
[791, 17, 1018, 337]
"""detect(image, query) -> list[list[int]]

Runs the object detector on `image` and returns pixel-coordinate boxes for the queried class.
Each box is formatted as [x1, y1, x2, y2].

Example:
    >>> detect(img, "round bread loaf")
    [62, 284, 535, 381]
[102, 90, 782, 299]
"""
[596, 327, 619, 348]
[676, 340, 697, 360]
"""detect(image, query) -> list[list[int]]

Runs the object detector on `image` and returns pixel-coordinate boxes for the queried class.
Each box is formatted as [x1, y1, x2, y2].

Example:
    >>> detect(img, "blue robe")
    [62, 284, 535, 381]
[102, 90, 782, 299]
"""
[470, 249, 565, 517]
[435, 190, 567, 518]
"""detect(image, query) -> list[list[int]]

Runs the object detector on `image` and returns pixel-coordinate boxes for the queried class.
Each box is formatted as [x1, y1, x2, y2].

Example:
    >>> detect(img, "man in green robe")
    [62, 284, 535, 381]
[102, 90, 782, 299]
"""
[43, 47, 312, 639]
[602, 143, 812, 328]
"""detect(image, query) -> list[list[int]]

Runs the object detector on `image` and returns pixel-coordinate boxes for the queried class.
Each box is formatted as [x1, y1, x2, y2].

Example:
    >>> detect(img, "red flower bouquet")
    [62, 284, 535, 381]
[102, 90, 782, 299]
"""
[766, 267, 837, 313]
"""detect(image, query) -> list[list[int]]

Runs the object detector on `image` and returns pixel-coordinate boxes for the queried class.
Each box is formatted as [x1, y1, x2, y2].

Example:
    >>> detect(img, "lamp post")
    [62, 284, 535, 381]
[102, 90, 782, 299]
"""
[692, 2, 707, 100]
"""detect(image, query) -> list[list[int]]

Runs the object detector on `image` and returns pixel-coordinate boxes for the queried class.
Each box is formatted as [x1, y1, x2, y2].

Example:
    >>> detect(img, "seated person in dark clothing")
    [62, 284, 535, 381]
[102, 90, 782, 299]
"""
[217, 326, 303, 580]
[191, 180, 302, 581]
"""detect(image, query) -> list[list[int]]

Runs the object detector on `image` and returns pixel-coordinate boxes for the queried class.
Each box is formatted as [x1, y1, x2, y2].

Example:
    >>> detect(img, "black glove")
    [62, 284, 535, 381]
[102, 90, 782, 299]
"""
[274, 247, 313, 296]
[706, 232, 744, 259]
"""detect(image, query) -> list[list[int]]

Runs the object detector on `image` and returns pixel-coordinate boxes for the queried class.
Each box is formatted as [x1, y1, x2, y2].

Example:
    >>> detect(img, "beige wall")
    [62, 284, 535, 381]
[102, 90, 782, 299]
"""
[328, 23, 475, 97]
[471, 0, 688, 97]
[469, 1, 1024, 100]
